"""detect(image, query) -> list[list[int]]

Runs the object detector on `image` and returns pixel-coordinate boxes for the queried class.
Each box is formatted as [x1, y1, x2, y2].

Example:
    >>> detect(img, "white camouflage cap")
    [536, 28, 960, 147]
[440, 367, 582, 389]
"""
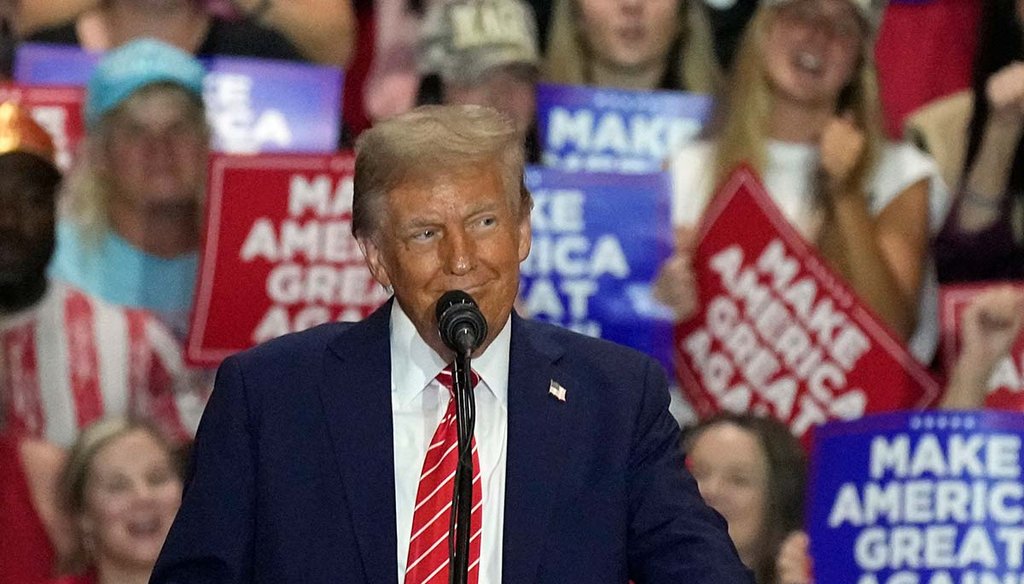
[419, 0, 540, 85]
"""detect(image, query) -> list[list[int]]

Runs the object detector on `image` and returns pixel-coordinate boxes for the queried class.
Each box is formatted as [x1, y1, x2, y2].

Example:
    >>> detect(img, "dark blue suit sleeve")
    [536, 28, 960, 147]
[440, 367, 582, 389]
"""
[151, 356, 256, 584]
[627, 359, 755, 583]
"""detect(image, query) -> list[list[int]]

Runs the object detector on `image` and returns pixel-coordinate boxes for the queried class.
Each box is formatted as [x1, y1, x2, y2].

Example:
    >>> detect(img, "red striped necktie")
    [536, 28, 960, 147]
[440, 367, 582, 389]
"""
[404, 366, 483, 584]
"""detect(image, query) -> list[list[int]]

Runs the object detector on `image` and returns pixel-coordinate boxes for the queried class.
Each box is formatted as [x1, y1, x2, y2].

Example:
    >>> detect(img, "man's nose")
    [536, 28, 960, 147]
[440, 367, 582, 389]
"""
[443, 229, 477, 275]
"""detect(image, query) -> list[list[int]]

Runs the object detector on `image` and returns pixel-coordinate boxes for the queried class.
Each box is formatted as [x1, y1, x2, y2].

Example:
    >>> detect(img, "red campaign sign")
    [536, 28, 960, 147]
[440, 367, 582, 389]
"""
[186, 152, 389, 366]
[0, 83, 85, 171]
[674, 166, 941, 438]
[939, 282, 1024, 409]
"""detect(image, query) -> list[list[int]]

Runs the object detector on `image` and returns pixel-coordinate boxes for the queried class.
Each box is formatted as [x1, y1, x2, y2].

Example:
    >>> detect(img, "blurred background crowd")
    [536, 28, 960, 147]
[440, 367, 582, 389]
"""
[2, 0, 1024, 583]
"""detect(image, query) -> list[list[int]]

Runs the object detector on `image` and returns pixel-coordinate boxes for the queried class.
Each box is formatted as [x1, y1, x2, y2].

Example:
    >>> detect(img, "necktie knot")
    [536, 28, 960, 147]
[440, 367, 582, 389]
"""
[435, 364, 480, 397]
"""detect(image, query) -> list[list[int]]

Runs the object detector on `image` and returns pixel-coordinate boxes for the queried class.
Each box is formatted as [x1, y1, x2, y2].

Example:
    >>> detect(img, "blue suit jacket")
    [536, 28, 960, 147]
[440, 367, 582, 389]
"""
[151, 302, 753, 583]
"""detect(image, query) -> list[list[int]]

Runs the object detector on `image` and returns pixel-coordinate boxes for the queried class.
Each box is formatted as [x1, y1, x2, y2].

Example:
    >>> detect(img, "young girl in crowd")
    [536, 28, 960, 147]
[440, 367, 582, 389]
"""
[684, 413, 806, 584]
[657, 0, 948, 363]
[542, 0, 720, 93]
[933, 0, 1024, 282]
[49, 419, 183, 584]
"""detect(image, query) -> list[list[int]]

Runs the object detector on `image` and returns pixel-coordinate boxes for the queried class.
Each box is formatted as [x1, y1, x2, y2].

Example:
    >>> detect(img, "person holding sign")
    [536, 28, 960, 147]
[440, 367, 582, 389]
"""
[684, 414, 807, 584]
[543, 0, 720, 93]
[48, 39, 209, 339]
[933, 0, 1024, 283]
[150, 104, 753, 583]
[659, 0, 948, 364]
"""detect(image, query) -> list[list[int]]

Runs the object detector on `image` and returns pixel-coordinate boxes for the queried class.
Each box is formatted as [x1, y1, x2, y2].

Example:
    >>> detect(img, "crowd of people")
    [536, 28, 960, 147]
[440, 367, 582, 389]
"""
[1, 0, 1023, 582]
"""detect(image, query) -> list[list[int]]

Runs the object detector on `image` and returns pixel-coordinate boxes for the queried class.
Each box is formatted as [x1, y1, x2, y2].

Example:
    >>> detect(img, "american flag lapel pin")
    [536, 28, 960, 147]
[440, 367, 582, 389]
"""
[548, 380, 567, 402]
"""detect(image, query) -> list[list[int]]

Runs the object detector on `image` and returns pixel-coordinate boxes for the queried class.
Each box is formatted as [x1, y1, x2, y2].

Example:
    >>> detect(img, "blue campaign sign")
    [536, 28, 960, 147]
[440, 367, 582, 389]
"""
[808, 411, 1024, 584]
[202, 57, 342, 153]
[14, 43, 98, 84]
[14, 43, 342, 153]
[520, 165, 675, 372]
[535, 83, 713, 174]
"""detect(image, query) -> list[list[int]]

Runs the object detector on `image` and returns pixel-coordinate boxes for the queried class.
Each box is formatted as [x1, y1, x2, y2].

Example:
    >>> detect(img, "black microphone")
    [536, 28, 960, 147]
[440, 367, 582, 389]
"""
[435, 290, 488, 356]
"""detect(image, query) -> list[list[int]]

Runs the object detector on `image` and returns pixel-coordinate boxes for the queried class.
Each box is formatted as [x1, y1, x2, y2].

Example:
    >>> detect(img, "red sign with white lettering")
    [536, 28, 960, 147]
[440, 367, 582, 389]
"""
[186, 153, 388, 366]
[0, 83, 85, 171]
[675, 166, 941, 437]
[940, 282, 1024, 410]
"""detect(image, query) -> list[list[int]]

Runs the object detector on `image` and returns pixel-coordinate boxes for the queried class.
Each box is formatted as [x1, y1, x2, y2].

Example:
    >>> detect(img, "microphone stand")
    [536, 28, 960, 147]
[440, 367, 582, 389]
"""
[449, 347, 475, 584]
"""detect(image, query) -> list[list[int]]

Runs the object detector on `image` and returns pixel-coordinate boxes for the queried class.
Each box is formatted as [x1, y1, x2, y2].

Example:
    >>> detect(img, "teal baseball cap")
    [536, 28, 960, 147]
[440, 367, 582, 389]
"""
[85, 38, 205, 128]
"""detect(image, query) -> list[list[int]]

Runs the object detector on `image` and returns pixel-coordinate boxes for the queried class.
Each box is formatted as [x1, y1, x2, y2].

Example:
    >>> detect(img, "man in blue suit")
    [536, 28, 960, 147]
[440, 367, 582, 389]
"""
[151, 105, 752, 583]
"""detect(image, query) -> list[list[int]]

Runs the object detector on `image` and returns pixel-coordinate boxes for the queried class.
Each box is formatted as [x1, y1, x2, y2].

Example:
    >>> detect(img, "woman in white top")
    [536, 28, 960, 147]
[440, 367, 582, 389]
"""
[657, 0, 948, 363]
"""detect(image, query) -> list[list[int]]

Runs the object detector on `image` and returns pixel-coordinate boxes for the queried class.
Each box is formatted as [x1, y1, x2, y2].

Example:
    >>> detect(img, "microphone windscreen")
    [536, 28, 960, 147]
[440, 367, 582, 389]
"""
[435, 291, 487, 353]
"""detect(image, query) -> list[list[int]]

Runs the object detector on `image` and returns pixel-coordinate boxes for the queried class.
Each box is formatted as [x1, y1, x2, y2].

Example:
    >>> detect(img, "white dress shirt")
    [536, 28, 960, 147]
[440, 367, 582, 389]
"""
[390, 302, 509, 583]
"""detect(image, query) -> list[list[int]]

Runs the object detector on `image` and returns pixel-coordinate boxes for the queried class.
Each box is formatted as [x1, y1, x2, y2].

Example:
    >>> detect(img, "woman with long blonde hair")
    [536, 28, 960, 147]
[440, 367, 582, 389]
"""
[542, 0, 720, 92]
[656, 0, 948, 364]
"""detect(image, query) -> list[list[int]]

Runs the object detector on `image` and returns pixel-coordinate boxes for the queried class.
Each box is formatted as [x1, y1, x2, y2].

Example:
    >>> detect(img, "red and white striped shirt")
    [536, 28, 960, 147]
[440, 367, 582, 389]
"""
[0, 282, 208, 447]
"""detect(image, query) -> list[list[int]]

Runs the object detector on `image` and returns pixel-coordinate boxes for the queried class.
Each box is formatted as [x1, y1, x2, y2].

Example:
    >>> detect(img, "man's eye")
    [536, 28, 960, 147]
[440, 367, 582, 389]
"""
[412, 229, 436, 241]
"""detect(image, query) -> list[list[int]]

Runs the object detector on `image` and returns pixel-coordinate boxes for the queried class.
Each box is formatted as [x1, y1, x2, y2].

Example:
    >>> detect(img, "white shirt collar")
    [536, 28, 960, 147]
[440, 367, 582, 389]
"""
[389, 300, 510, 408]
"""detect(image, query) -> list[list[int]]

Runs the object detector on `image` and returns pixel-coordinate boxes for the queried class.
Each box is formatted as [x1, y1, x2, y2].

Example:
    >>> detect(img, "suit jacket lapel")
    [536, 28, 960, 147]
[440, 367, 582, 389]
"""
[502, 315, 582, 582]
[319, 302, 398, 584]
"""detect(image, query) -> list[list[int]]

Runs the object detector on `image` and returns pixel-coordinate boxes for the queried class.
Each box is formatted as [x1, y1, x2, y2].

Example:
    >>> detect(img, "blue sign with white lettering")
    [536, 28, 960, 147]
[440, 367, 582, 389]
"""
[536, 83, 713, 174]
[521, 165, 675, 372]
[15, 43, 342, 153]
[808, 411, 1024, 584]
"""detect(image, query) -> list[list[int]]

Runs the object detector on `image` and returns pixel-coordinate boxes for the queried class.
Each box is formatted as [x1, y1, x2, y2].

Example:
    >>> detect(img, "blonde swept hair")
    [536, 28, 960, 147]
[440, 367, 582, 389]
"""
[542, 0, 721, 93]
[710, 7, 885, 195]
[59, 83, 208, 244]
[352, 104, 532, 240]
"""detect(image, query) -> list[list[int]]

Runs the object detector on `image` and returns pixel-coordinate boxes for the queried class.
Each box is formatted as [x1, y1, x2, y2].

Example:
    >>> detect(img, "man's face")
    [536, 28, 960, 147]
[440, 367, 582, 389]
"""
[0, 154, 56, 294]
[445, 66, 537, 139]
[102, 88, 208, 211]
[359, 163, 531, 359]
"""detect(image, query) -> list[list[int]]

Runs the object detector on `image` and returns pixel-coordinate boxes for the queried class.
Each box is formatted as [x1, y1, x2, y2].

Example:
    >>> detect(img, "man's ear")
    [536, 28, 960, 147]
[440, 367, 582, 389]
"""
[358, 236, 392, 289]
[517, 211, 532, 263]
